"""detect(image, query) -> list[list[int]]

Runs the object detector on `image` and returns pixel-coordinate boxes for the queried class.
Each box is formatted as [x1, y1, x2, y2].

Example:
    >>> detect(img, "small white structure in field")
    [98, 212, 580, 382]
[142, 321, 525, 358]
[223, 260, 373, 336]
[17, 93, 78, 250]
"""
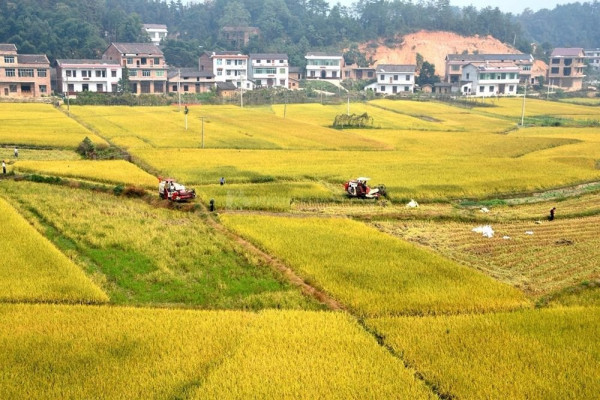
[480, 207, 490, 213]
[525, 231, 534, 235]
[406, 199, 419, 208]
[472, 225, 494, 238]
[503, 235, 511, 240]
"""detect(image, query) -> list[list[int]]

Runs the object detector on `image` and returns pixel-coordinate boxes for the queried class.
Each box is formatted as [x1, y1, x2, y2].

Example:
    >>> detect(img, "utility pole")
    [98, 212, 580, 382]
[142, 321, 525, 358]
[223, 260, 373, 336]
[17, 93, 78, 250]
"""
[178, 69, 181, 111]
[65, 70, 70, 116]
[184, 105, 188, 130]
[200, 116, 204, 148]
[520, 83, 527, 126]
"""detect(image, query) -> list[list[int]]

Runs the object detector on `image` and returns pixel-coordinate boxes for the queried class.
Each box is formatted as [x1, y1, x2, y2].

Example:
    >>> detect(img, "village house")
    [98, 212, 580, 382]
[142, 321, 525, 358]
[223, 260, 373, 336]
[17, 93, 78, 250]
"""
[288, 67, 302, 90]
[584, 48, 600, 70]
[199, 51, 252, 90]
[55, 59, 122, 95]
[102, 43, 168, 95]
[220, 26, 260, 49]
[0, 43, 51, 98]
[305, 52, 344, 80]
[547, 48, 585, 91]
[445, 53, 535, 85]
[249, 53, 288, 88]
[343, 64, 376, 81]
[460, 62, 520, 97]
[142, 24, 168, 46]
[365, 64, 416, 94]
[167, 68, 214, 94]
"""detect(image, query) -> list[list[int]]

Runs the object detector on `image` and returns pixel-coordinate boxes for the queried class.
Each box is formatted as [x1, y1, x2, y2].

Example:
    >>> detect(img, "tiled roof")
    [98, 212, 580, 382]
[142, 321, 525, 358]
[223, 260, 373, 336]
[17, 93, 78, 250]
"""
[376, 64, 416, 73]
[447, 53, 533, 62]
[56, 59, 120, 66]
[551, 48, 584, 57]
[0, 44, 17, 52]
[250, 53, 288, 60]
[143, 24, 167, 30]
[111, 43, 164, 55]
[306, 52, 343, 57]
[216, 81, 237, 90]
[18, 54, 50, 64]
[167, 68, 214, 79]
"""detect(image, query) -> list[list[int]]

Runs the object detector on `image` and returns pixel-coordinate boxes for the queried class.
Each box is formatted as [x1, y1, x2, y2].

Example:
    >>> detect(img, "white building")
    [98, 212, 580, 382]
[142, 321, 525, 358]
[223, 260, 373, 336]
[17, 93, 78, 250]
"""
[461, 62, 520, 97]
[365, 64, 416, 94]
[305, 52, 343, 80]
[143, 24, 168, 46]
[55, 59, 122, 94]
[249, 53, 288, 88]
[199, 51, 252, 89]
[584, 48, 600, 71]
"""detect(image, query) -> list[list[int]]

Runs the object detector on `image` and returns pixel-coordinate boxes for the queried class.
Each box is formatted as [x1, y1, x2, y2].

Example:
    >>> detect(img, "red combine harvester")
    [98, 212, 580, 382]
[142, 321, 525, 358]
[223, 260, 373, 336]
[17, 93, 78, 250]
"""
[343, 177, 386, 199]
[158, 177, 196, 202]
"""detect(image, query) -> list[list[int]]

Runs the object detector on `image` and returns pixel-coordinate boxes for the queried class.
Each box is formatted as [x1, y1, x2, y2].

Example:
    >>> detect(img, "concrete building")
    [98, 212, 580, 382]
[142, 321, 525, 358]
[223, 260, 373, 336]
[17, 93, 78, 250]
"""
[445, 53, 535, 85]
[102, 43, 168, 95]
[142, 24, 168, 46]
[199, 51, 252, 89]
[305, 52, 344, 80]
[168, 68, 214, 94]
[584, 48, 600, 71]
[548, 48, 585, 91]
[0, 43, 51, 98]
[249, 53, 288, 88]
[461, 62, 520, 97]
[56, 59, 121, 94]
[365, 64, 416, 94]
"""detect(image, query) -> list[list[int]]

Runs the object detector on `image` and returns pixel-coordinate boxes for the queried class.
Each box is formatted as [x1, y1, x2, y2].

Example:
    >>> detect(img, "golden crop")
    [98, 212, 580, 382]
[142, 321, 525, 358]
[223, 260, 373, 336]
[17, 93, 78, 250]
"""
[13, 159, 158, 188]
[220, 214, 528, 317]
[0, 196, 108, 303]
[0, 103, 107, 148]
[367, 307, 600, 399]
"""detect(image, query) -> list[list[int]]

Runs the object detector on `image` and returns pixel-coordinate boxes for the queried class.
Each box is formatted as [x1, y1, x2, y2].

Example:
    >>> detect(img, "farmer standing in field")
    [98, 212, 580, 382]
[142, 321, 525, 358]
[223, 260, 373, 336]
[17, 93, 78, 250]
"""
[14, 147, 18, 158]
[2, 160, 6, 174]
[548, 207, 556, 221]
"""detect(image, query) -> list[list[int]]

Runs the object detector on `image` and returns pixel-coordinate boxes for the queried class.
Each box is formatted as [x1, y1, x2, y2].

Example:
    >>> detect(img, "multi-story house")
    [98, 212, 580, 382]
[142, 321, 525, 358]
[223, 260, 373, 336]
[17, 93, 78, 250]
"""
[343, 64, 376, 81]
[547, 48, 585, 91]
[102, 43, 168, 95]
[305, 52, 344, 80]
[583, 48, 600, 71]
[167, 68, 215, 94]
[249, 53, 288, 88]
[288, 67, 302, 90]
[56, 59, 122, 94]
[461, 62, 520, 97]
[199, 51, 252, 89]
[445, 53, 534, 85]
[142, 24, 168, 46]
[365, 64, 416, 94]
[0, 43, 51, 98]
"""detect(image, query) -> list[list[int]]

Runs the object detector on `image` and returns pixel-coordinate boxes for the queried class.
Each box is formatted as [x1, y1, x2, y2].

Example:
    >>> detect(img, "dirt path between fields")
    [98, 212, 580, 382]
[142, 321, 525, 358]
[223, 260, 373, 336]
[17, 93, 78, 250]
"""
[204, 213, 345, 311]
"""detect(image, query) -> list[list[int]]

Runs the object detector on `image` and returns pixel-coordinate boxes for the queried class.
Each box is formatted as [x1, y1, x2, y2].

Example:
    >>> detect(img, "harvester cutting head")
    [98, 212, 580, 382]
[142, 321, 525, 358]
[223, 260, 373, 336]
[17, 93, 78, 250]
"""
[343, 177, 386, 199]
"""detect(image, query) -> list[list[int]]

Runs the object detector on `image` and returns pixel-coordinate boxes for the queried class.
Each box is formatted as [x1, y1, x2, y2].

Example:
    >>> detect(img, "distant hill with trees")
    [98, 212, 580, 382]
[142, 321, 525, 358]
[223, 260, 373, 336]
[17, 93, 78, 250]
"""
[0, 0, 598, 69]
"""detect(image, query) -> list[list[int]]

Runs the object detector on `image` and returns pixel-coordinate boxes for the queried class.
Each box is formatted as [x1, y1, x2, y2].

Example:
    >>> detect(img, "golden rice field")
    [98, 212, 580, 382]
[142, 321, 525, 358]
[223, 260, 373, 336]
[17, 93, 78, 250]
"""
[375, 215, 600, 298]
[13, 159, 158, 188]
[473, 96, 600, 119]
[559, 97, 600, 106]
[0, 305, 433, 400]
[0, 181, 314, 309]
[220, 214, 527, 317]
[367, 307, 600, 399]
[0, 103, 107, 148]
[0, 196, 108, 304]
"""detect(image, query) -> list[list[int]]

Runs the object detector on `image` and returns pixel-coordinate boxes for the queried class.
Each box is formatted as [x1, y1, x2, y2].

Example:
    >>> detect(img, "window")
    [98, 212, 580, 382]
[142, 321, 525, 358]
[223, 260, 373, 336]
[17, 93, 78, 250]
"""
[67, 84, 74, 92]
[551, 67, 559, 74]
[155, 70, 164, 77]
[129, 70, 137, 77]
[280, 79, 285, 85]
[255, 80, 261, 86]
[404, 86, 409, 91]
[40, 85, 47, 93]
[501, 73, 506, 79]
[466, 73, 470, 79]
[141, 58, 147, 65]
[479, 86, 484, 92]
[9, 84, 17, 92]
[564, 67, 571, 76]
[226, 59, 232, 65]
[154, 58, 160, 64]
[142, 70, 151, 77]
[380, 86, 385, 91]
[564, 58, 572, 66]
[522, 65, 531, 71]
[18, 69, 34, 77]
[393, 74, 398, 81]
[111, 70, 117, 78]
[37, 69, 47, 77]
[367, 71, 374, 78]
[4, 56, 15, 63]
[551, 58, 560, 64]
[279, 68, 285, 74]
[5, 68, 15, 77]
[82, 70, 88, 78]
[380, 74, 384, 81]
[216, 59, 222, 65]
[127, 57, 133, 64]
[21, 84, 31, 92]
[96, 70, 106, 78]
[96, 84, 103, 91]
[406, 74, 410, 81]
[489, 86, 494, 92]
[509, 85, 514, 92]
[82, 84, 89, 91]
[279, 60, 284, 63]
[183, 85, 189, 92]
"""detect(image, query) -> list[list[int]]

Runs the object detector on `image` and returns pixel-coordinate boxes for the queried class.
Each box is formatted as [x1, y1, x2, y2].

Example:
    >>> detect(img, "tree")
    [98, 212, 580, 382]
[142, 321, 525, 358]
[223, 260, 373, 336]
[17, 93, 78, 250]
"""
[416, 61, 440, 86]
[117, 66, 131, 94]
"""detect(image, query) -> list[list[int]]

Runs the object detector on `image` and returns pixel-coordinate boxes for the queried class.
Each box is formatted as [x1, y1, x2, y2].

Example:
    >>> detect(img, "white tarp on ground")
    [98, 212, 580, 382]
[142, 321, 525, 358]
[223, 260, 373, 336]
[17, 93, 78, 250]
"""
[406, 199, 419, 208]
[472, 225, 494, 238]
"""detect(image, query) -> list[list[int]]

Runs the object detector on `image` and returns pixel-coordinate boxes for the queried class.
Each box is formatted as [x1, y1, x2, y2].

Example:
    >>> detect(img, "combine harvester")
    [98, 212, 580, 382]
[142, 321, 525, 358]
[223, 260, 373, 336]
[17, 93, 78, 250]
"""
[158, 177, 196, 202]
[343, 177, 386, 199]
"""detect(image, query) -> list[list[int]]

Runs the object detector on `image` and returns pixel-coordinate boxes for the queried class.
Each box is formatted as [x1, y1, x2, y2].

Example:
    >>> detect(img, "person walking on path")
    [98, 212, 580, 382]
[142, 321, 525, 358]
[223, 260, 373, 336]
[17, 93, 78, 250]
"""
[2, 160, 6, 175]
[548, 207, 556, 221]
[14, 147, 18, 158]
[220, 177, 225, 186]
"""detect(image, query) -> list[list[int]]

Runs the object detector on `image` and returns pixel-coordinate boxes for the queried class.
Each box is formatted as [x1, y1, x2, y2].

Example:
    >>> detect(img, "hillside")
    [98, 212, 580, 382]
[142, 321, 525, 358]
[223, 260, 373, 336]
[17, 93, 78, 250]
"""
[360, 30, 542, 76]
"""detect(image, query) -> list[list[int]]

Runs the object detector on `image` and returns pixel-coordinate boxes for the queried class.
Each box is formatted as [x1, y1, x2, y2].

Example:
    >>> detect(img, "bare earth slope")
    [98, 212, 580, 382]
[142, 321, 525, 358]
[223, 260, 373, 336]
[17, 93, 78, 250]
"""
[360, 30, 537, 75]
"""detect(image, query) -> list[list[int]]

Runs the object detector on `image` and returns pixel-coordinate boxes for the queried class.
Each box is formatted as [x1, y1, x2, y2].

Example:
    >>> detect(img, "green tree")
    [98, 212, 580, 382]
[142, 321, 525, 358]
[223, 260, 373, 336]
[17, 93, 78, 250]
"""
[117, 66, 131, 94]
[416, 61, 440, 86]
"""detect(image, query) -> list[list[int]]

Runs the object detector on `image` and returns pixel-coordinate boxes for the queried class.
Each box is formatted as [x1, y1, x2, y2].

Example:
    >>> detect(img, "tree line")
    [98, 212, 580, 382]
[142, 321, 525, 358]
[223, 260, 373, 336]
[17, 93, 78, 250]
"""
[0, 0, 598, 69]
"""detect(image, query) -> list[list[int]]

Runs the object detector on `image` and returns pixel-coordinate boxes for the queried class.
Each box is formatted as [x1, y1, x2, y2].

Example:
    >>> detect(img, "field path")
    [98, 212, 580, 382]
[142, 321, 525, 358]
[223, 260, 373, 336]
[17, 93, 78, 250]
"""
[205, 213, 346, 311]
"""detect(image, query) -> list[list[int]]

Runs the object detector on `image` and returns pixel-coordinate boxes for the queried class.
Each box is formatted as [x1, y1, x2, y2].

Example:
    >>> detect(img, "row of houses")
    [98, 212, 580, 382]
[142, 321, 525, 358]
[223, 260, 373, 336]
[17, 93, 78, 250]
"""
[0, 42, 594, 100]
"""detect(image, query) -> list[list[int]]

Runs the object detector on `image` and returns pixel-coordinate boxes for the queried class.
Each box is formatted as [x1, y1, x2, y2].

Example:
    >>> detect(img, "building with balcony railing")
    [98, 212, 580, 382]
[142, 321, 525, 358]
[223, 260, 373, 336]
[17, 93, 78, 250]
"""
[0, 43, 50, 98]
[365, 64, 415, 94]
[56, 59, 121, 95]
[250, 53, 288, 88]
[199, 51, 252, 90]
[305, 52, 344, 80]
[461, 62, 520, 97]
